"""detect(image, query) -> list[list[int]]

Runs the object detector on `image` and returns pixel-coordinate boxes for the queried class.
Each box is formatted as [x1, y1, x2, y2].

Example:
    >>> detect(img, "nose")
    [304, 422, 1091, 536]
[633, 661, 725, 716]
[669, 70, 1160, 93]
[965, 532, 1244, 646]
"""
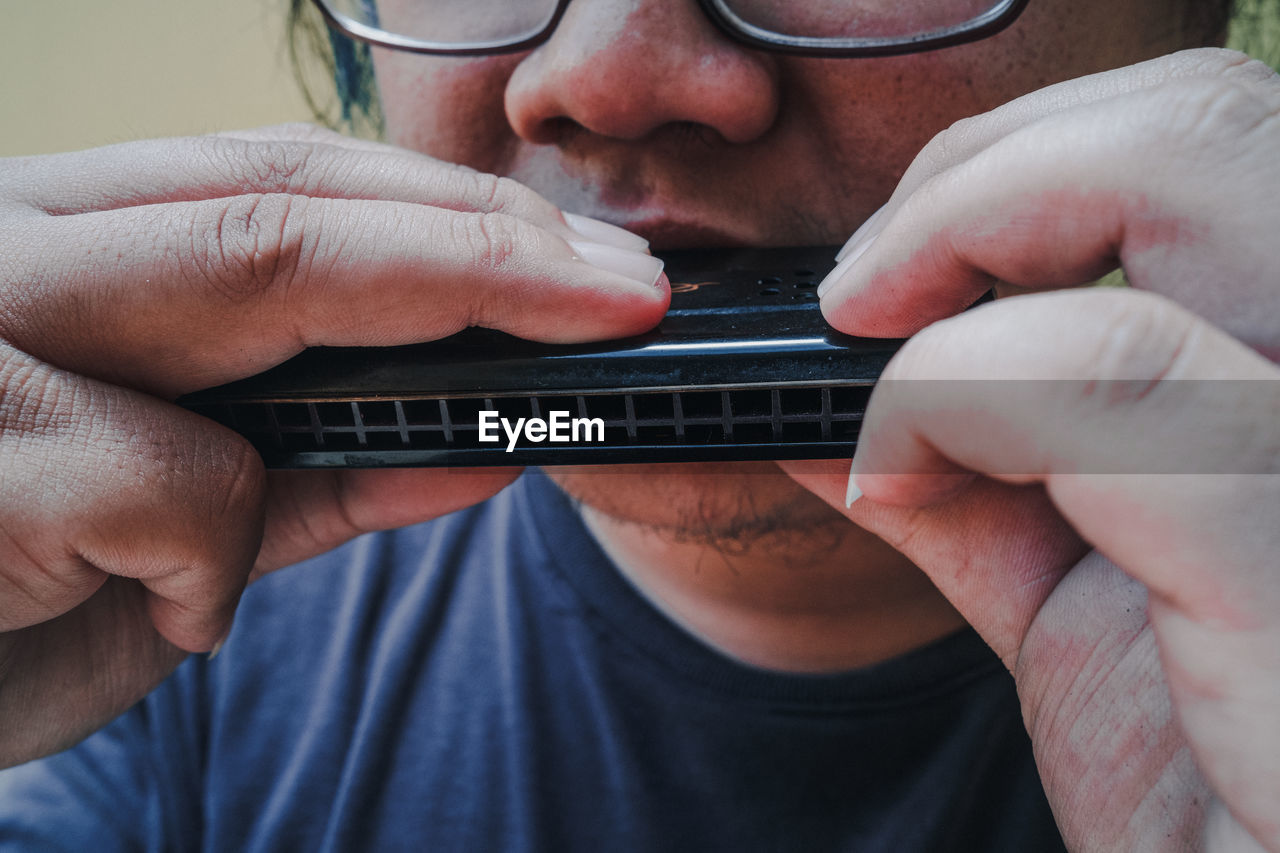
[504, 0, 780, 144]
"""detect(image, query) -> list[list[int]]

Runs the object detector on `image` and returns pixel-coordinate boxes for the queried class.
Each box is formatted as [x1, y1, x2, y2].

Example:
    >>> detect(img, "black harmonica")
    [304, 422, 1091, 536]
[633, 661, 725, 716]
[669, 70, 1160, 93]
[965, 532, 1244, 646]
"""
[178, 246, 903, 467]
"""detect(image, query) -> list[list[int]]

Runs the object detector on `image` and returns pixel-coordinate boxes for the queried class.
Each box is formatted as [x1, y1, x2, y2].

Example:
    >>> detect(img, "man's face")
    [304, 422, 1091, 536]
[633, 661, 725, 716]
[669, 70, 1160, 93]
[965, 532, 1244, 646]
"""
[370, 0, 1206, 542]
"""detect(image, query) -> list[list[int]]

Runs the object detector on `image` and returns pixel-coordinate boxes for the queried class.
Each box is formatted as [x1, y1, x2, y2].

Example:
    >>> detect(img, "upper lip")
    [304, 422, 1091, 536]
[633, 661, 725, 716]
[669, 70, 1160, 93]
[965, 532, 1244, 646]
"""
[614, 217, 758, 252]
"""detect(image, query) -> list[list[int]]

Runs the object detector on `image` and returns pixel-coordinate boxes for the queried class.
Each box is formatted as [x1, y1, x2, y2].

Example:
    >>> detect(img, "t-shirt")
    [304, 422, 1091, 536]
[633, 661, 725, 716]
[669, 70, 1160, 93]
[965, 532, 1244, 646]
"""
[0, 471, 1065, 852]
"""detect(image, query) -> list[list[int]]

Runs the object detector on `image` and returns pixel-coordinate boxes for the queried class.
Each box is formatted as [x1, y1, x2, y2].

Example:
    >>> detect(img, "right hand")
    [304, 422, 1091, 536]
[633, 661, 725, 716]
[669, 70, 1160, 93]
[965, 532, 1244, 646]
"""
[0, 124, 669, 767]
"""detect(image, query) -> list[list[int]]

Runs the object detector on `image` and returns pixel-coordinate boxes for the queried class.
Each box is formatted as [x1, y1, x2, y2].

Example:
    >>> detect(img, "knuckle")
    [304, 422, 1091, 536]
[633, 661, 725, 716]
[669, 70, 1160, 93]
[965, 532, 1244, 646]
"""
[455, 168, 554, 222]
[200, 193, 308, 301]
[124, 419, 266, 572]
[1220, 55, 1280, 89]
[928, 114, 981, 168]
[466, 170, 507, 212]
[242, 141, 317, 194]
[484, 175, 542, 218]
[1152, 76, 1280, 151]
[1178, 47, 1279, 87]
[199, 432, 268, 528]
[197, 133, 320, 195]
[456, 210, 522, 273]
[463, 170, 517, 211]
[0, 348, 72, 437]
[913, 113, 986, 184]
[232, 139, 318, 195]
[195, 441, 267, 582]
[1077, 291, 1197, 387]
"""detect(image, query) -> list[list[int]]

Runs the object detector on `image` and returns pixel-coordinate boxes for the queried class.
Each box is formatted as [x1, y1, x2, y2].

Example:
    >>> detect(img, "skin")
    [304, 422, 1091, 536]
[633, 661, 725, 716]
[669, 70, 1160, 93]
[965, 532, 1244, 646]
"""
[369, 5, 1280, 847]
[370, 0, 1211, 672]
[789, 49, 1280, 849]
[1, 0, 1277, 849]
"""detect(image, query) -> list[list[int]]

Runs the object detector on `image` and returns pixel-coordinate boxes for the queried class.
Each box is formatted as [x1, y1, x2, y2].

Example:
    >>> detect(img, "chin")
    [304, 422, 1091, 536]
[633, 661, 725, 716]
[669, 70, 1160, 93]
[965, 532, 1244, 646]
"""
[543, 461, 845, 545]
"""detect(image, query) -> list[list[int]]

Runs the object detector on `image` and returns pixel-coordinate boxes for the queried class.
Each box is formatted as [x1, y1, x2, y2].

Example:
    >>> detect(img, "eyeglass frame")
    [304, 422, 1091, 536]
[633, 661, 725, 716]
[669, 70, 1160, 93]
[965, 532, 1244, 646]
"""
[308, 0, 1033, 58]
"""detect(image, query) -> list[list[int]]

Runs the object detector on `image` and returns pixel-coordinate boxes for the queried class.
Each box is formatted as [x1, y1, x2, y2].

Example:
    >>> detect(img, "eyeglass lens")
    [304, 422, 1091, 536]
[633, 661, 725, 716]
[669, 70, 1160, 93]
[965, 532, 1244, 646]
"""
[324, 0, 559, 44]
[726, 0, 998, 39]
[321, 0, 1011, 48]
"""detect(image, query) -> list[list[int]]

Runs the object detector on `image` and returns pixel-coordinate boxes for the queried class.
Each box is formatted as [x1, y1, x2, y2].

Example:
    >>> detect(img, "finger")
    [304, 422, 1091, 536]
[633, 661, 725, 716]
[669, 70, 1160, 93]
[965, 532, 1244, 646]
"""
[2, 127, 573, 234]
[4, 193, 669, 397]
[852, 286, 1278, 487]
[831, 290, 1280, 847]
[835, 48, 1276, 260]
[0, 346, 265, 651]
[780, 458, 1086, 668]
[781, 459, 1214, 850]
[796, 286, 1280, 641]
[821, 65, 1280, 345]
[0, 577, 188, 766]
[251, 467, 522, 578]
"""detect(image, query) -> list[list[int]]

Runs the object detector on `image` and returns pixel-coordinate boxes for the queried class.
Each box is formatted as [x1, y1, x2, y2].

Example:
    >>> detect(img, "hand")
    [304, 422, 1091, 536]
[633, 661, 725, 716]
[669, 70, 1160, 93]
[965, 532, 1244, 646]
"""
[0, 124, 668, 767]
[787, 49, 1280, 851]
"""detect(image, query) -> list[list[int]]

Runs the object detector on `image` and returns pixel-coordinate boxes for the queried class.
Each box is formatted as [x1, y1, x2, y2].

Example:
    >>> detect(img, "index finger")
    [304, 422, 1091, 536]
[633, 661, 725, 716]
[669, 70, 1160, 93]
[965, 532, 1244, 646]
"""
[848, 288, 1280, 620]
[838, 288, 1280, 847]
[7, 193, 669, 397]
[818, 72, 1280, 344]
[3, 126, 571, 234]
[830, 49, 1274, 266]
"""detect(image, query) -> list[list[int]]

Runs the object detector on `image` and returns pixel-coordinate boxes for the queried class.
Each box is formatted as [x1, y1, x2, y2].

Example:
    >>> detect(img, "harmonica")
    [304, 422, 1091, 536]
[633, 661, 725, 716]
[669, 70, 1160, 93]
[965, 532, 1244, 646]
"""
[179, 246, 903, 467]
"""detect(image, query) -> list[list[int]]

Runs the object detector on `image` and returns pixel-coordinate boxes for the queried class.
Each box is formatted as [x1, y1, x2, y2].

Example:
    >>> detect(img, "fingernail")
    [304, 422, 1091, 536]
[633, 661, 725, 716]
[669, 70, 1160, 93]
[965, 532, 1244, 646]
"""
[564, 213, 650, 253]
[845, 464, 863, 508]
[570, 239, 666, 288]
[817, 234, 877, 299]
[836, 203, 890, 262]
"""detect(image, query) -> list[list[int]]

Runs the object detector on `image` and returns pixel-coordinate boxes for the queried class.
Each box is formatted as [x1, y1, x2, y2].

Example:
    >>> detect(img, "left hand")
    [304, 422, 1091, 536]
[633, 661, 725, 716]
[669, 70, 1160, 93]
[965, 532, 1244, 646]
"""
[785, 48, 1280, 852]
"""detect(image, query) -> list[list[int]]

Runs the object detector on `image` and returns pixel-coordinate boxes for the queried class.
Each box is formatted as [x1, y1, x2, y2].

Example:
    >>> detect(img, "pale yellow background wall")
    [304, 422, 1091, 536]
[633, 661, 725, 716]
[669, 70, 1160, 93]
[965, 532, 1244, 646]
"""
[1, 1, 315, 156]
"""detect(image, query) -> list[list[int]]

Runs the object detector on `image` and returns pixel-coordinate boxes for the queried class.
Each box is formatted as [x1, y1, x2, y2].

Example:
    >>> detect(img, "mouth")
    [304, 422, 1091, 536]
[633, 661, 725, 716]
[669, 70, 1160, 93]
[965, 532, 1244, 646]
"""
[611, 217, 760, 252]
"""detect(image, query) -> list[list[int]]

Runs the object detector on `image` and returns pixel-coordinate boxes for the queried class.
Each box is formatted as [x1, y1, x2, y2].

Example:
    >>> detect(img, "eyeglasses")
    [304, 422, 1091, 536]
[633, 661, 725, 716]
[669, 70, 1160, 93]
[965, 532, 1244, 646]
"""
[309, 0, 1032, 58]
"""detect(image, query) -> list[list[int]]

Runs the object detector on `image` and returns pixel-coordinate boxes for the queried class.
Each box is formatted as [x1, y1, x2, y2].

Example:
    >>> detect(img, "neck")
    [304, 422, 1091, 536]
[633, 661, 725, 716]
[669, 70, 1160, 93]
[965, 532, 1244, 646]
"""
[579, 502, 966, 673]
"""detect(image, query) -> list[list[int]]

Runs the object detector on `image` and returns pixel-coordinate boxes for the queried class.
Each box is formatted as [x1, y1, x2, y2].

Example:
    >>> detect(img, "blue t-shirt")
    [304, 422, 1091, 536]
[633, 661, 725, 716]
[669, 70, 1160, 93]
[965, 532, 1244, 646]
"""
[0, 471, 1064, 851]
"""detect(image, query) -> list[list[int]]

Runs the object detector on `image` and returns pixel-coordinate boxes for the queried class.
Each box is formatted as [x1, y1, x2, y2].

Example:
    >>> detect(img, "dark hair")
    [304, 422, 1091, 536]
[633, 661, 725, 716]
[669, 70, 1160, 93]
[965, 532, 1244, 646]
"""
[286, 0, 1276, 135]
[287, 0, 382, 136]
